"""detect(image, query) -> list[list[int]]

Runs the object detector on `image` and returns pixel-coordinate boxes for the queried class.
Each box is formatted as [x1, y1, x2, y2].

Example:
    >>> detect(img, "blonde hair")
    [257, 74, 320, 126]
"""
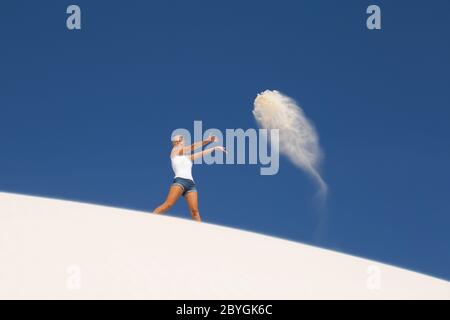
[171, 135, 183, 146]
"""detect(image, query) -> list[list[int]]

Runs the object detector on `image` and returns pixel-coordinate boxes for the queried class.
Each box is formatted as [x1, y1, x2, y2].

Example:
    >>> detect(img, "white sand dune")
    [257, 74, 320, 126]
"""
[0, 192, 449, 300]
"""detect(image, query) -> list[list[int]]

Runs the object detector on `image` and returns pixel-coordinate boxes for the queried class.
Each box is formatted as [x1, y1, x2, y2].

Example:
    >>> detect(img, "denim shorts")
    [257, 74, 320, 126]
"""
[172, 177, 197, 196]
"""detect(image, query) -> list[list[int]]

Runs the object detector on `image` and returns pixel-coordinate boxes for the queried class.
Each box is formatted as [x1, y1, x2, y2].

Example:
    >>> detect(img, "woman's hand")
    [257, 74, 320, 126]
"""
[190, 145, 227, 161]
[206, 135, 217, 143]
[214, 146, 227, 153]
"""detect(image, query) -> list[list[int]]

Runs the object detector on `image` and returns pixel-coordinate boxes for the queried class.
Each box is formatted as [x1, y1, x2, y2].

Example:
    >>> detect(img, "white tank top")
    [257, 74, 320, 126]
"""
[171, 155, 194, 181]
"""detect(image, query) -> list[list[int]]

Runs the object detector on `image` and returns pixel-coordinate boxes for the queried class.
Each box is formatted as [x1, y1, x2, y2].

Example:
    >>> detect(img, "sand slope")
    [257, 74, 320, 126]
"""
[0, 192, 449, 299]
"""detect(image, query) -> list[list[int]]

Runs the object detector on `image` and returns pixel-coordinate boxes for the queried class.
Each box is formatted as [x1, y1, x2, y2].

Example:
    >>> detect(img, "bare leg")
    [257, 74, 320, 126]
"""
[185, 192, 201, 222]
[153, 185, 184, 214]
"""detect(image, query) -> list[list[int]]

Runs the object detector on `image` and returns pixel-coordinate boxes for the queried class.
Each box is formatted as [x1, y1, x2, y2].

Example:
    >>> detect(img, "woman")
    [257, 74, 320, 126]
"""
[153, 135, 226, 222]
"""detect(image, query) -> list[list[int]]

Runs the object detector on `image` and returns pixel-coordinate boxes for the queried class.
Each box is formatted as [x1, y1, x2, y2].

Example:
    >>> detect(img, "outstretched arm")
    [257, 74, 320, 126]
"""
[183, 136, 216, 153]
[190, 146, 227, 161]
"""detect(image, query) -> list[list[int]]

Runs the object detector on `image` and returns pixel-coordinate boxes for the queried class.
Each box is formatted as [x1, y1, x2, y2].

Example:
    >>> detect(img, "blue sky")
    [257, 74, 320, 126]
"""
[1, 1, 449, 280]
